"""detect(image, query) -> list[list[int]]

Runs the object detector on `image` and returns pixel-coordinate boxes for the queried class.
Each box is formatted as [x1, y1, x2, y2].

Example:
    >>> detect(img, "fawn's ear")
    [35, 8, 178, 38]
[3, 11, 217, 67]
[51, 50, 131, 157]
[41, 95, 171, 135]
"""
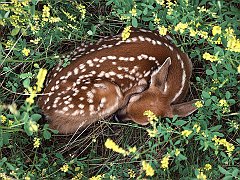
[150, 57, 171, 92]
[170, 99, 198, 117]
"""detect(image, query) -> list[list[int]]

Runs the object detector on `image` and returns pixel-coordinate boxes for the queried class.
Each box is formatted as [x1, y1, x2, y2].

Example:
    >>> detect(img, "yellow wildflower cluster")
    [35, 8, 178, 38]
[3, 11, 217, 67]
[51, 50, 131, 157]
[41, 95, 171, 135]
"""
[156, 0, 164, 5]
[89, 174, 104, 180]
[225, 28, 240, 52]
[160, 154, 170, 170]
[202, 52, 218, 62]
[0, 173, 12, 180]
[60, 164, 69, 173]
[193, 124, 201, 133]
[175, 149, 180, 156]
[122, 26, 132, 41]
[181, 130, 192, 137]
[76, 4, 86, 19]
[219, 99, 228, 107]
[142, 161, 155, 176]
[198, 31, 208, 39]
[147, 128, 158, 138]
[212, 135, 235, 156]
[158, 26, 168, 36]
[33, 138, 41, 148]
[105, 138, 128, 156]
[195, 101, 203, 108]
[1, 115, 7, 123]
[30, 38, 41, 45]
[143, 110, 158, 124]
[26, 68, 47, 105]
[128, 169, 136, 178]
[197, 171, 207, 180]
[71, 172, 83, 180]
[204, 163, 212, 170]
[218, 99, 230, 113]
[42, 5, 50, 21]
[129, 5, 137, 17]
[22, 48, 30, 56]
[62, 9, 76, 22]
[174, 22, 188, 34]
[212, 26, 221, 36]
[29, 120, 39, 133]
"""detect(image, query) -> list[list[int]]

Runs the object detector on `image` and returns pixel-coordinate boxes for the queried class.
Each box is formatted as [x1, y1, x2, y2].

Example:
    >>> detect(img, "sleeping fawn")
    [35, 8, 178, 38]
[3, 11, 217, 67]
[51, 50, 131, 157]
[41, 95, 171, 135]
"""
[38, 28, 197, 134]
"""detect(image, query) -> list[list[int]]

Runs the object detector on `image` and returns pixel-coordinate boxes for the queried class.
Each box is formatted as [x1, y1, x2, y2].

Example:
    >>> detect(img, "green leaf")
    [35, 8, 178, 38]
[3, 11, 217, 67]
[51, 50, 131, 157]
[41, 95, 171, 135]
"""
[43, 130, 51, 140]
[173, 120, 187, 126]
[205, 99, 212, 106]
[202, 91, 210, 99]
[218, 165, 229, 175]
[6, 162, 15, 171]
[206, 69, 214, 75]
[31, 114, 42, 121]
[225, 91, 231, 99]
[23, 78, 30, 88]
[132, 17, 138, 27]
[11, 27, 21, 36]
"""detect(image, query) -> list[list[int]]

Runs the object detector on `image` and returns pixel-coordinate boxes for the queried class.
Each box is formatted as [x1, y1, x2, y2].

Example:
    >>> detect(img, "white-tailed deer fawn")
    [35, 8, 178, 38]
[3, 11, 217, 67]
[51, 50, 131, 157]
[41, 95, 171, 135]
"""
[38, 28, 197, 134]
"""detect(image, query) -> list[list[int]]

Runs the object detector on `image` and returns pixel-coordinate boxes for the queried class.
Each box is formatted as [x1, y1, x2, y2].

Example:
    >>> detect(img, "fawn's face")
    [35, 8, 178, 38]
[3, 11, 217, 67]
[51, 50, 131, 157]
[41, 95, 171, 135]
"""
[122, 86, 172, 124]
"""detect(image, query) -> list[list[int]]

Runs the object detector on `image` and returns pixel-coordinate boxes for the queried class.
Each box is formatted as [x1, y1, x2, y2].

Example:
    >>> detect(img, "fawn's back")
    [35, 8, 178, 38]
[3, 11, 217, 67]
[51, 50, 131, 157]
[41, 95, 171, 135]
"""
[38, 28, 197, 134]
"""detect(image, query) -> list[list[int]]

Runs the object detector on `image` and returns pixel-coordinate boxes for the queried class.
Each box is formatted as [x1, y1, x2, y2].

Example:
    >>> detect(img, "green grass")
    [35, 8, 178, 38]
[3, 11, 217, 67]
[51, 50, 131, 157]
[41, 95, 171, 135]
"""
[0, 0, 239, 179]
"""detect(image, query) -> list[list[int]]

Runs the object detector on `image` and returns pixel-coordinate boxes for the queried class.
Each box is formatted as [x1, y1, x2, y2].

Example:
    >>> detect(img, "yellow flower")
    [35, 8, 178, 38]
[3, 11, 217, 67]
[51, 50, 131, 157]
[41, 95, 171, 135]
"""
[33, 137, 41, 148]
[71, 172, 83, 180]
[30, 38, 41, 44]
[193, 124, 201, 133]
[174, 22, 188, 33]
[105, 138, 128, 156]
[212, 26, 221, 36]
[142, 160, 154, 176]
[60, 164, 69, 173]
[122, 26, 132, 41]
[212, 136, 235, 156]
[158, 25, 167, 36]
[238, 65, 240, 73]
[199, 31, 208, 39]
[36, 68, 48, 92]
[204, 164, 212, 170]
[25, 176, 31, 180]
[130, 8, 137, 17]
[8, 120, 13, 126]
[26, 87, 37, 105]
[226, 36, 240, 53]
[29, 120, 38, 133]
[160, 154, 170, 170]
[22, 48, 30, 56]
[181, 130, 192, 137]
[175, 149, 180, 156]
[202, 52, 218, 62]
[156, 0, 164, 5]
[76, 4, 86, 19]
[49, 17, 61, 23]
[128, 146, 137, 153]
[89, 174, 103, 180]
[190, 28, 197, 37]
[147, 128, 158, 138]
[219, 99, 228, 107]
[197, 171, 207, 180]
[195, 101, 203, 108]
[42, 5, 50, 21]
[143, 110, 158, 124]
[1, 115, 7, 123]
[128, 169, 136, 178]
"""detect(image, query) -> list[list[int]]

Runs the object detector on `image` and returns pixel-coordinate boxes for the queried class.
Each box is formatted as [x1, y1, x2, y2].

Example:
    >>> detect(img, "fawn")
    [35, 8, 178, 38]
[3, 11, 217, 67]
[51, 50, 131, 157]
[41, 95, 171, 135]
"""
[38, 28, 197, 134]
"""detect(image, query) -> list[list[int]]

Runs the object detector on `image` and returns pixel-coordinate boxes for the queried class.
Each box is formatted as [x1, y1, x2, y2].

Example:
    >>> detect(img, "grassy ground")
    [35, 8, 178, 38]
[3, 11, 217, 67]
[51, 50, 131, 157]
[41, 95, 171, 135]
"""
[0, 0, 239, 179]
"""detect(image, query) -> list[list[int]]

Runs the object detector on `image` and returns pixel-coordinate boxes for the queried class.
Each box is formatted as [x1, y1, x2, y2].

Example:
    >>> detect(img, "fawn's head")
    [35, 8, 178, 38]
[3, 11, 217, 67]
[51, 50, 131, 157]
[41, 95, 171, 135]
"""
[118, 57, 197, 125]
